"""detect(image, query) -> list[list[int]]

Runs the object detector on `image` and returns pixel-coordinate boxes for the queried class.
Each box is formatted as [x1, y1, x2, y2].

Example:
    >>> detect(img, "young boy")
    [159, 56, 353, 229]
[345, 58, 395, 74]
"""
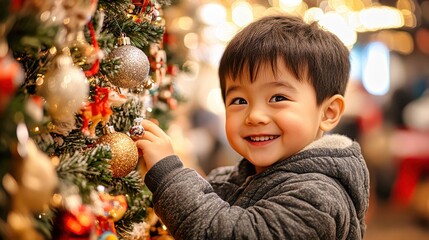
[136, 14, 369, 239]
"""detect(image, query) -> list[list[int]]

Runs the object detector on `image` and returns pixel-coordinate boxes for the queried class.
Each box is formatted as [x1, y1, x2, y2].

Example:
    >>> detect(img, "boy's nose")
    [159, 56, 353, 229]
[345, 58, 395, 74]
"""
[245, 107, 270, 125]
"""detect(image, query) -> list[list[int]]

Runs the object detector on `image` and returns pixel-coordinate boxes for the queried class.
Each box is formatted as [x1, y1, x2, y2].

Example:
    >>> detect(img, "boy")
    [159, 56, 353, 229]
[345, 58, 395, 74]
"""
[136, 14, 370, 239]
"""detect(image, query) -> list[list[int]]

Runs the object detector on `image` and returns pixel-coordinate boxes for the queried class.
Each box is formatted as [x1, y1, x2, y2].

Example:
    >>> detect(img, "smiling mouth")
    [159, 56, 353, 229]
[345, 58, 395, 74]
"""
[246, 135, 279, 142]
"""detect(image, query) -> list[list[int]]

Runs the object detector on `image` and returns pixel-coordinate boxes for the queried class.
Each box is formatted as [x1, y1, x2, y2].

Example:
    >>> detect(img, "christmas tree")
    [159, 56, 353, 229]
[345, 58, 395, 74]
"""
[0, 0, 182, 239]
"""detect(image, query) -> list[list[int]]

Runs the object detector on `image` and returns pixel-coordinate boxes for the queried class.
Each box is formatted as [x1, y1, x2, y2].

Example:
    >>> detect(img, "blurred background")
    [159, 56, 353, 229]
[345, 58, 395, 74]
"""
[161, 0, 429, 239]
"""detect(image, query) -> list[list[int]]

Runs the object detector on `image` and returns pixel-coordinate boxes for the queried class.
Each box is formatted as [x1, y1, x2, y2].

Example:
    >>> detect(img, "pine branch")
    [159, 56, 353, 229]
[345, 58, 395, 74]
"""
[116, 206, 148, 239]
[100, 0, 165, 50]
[124, 20, 165, 49]
[56, 151, 94, 180]
[99, 56, 121, 79]
[102, 11, 164, 49]
[8, 13, 59, 54]
[32, 133, 55, 153]
[115, 184, 151, 239]
[109, 97, 144, 132]
[85, 144, 114, 188]
[48, 130, 94, 156]
[111, 170, 144, 194]
[8, 13, 59, 83]
[94, 29, 117, 54]
[56, 145, 112, 198]
[98, 0, 130, 14]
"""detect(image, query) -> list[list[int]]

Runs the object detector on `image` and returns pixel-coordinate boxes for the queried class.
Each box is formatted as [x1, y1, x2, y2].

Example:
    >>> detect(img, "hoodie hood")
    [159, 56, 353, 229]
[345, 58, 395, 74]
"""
[272, 134, 370, 225]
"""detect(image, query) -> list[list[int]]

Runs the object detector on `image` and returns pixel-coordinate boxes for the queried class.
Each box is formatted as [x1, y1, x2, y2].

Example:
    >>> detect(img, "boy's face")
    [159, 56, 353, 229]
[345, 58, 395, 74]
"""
[224, 60, 326, 173]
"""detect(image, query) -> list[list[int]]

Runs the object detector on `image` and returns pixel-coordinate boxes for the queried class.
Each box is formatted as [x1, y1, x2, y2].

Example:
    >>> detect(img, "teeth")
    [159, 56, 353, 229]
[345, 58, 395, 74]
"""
[249, 136, 276, 142]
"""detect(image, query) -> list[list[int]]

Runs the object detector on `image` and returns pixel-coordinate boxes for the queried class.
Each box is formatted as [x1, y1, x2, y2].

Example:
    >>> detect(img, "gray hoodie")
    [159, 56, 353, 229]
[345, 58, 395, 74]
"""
[145, 134, 370, 239]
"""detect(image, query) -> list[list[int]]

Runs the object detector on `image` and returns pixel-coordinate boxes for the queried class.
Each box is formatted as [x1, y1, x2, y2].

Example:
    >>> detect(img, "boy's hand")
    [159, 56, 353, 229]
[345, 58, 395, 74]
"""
[135, 119, 174, 170]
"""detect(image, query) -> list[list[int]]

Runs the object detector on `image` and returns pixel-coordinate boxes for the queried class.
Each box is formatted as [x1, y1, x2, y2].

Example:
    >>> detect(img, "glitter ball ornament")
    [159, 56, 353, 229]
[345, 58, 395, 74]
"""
[37, 53, 89, 123]
[97, 126, 138, 178]
[108, 34, 150, 89]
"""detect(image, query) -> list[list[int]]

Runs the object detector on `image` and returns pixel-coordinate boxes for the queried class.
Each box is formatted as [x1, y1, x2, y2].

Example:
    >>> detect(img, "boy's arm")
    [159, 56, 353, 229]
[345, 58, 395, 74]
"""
[145, 155, 358, 240]
[136, 119, 358, 239]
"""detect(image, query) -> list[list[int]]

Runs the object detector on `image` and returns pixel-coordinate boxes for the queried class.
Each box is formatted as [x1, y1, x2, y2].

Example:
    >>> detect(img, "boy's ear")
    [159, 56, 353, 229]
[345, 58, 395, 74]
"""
[320, 94, 345, 132]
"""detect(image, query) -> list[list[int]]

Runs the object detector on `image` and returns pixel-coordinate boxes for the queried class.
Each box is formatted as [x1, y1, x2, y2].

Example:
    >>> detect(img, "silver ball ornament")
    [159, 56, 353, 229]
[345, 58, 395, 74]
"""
[108, 35, 150, 89]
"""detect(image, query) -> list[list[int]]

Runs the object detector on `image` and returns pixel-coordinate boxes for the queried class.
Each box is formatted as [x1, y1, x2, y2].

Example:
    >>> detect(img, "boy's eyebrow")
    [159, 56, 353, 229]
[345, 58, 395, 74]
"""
[268, 81, 298, 91]
[225, 80, 298, 97]
[225, 85, 240, 97]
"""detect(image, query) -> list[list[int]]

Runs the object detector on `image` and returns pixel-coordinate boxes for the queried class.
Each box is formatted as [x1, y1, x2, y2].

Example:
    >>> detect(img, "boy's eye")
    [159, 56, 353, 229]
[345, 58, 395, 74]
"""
[269, 95, 287, 102]
[230, 98, 247, 105]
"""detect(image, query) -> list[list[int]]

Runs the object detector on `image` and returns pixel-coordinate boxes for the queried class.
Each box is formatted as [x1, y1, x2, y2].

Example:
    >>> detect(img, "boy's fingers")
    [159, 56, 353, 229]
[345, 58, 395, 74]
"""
[141, 129, 156, 141]
[135, 139, 152, 153]
[148, 118, 159, 125]
[141, 119, 167, 137]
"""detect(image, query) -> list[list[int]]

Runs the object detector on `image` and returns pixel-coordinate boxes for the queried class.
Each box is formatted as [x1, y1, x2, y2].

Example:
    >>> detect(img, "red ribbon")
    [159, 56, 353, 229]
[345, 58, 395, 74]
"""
[84, 21, 100, 77]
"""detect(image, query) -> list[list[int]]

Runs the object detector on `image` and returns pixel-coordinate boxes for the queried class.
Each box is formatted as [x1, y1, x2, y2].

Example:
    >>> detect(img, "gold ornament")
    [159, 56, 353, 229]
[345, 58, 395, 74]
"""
[108, 34, 150, 89]
[97, 126, 139, 177]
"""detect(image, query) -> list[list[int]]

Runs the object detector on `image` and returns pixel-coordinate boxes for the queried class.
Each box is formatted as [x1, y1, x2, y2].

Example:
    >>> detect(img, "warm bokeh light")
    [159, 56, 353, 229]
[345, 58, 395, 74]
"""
[197, 2, 227, 26]
[362, 42, 390, 95]
[375, 30, 414, 55]
[279, 0, 304, 13]
[303, 7, 324, 23]
[252, 4, 268, 19]
[401, 9, 417, 28]
[359, 6, 404, 31]
[206, 88, 225, 115]
[200, 26, 220, 45]
[318, 12, 357, 48]
[183, 32, 198, 49]
[215, 22, 239, 42]
[231, 1, 254, 27]
[392, 31, 414, 55]
[279, 0, 302, 9]
[178, 16, 194, 31]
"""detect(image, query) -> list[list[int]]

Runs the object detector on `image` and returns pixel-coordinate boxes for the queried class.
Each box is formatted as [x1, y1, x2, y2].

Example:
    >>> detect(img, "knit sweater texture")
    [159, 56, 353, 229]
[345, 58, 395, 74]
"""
[145, 134, 370, 240]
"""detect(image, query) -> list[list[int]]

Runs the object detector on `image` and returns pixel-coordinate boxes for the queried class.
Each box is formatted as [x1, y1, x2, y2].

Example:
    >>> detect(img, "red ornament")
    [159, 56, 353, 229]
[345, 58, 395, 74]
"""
[53, 205, 96, 239]
[0, 54, 25, 115]
[64, 206, 95, 236]
[10, 0, 25, 12]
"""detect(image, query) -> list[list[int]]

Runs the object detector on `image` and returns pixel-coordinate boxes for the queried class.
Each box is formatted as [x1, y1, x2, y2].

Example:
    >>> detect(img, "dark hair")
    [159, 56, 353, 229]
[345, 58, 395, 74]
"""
[218, 14, 350, 105]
